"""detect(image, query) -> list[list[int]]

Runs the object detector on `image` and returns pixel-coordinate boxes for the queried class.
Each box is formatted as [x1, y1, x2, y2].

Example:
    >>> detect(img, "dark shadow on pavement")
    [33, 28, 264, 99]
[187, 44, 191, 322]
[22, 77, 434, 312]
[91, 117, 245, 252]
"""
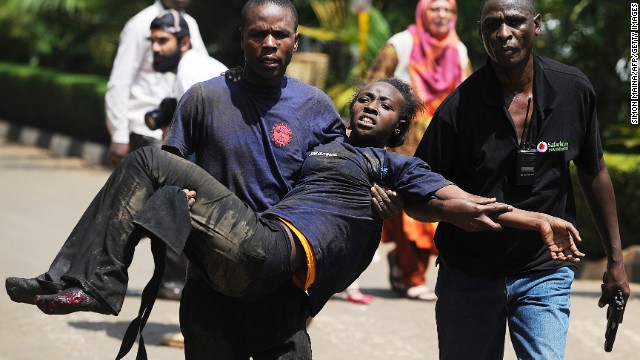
[68, 320, 181, 345]
[358, 287, 404, 299]
[329, 287, 402, 302]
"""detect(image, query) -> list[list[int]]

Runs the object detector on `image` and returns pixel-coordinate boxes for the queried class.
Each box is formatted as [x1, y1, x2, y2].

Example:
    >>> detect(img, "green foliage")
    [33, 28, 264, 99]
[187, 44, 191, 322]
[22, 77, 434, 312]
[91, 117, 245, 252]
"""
[298, 1, 391, 114]
[602, 125, 640, 153]
[571, 153, 640, 258]
[185, 1, 246, 69]
[0, 62, 109, 143]
[0, 0, 149, 74]
[533, 0, 632, 152]
[299, 1, 391, 67]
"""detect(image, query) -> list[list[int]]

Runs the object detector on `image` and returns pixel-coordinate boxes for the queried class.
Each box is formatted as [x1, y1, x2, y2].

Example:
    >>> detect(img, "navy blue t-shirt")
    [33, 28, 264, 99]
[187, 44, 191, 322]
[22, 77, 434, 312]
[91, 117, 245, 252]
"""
[163, 76, 346, 213]
[265, 141, 451, 314]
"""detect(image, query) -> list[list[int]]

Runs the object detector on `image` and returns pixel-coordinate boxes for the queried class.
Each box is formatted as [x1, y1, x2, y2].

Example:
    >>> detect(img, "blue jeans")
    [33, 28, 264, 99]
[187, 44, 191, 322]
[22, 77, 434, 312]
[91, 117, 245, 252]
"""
[435, 261, 574, 360]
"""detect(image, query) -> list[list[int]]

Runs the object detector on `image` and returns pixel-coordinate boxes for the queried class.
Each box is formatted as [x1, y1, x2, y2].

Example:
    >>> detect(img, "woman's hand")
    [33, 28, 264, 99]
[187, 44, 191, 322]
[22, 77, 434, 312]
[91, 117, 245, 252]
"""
[182, 189, 196, 209]
[538, 215, 585, 263]
[370, 183, 403, 219]
[487, 208, 584, 263]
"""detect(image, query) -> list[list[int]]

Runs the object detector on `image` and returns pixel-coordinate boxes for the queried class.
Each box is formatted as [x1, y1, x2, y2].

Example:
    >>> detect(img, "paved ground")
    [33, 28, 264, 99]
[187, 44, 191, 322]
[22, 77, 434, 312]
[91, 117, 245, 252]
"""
[0, 139, 638, 360]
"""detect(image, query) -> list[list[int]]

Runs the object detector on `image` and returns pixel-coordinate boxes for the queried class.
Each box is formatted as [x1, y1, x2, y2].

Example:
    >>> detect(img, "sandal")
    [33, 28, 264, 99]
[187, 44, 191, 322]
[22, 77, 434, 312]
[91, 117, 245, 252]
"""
[405, 285, 437, 301]
[161, 332, 184, 348]
[345, 289, 373, 305]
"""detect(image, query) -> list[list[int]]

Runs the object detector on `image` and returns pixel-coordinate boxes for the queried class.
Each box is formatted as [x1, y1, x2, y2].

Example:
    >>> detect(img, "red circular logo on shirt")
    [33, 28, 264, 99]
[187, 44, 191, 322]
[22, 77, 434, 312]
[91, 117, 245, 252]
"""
[272, 123, 293, 147]
[537, 141, 548, 152]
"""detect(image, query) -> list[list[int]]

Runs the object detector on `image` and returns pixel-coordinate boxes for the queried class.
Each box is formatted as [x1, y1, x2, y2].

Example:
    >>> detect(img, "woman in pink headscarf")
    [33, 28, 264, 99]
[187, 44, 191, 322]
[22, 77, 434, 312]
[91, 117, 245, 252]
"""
[365, 0, 472, 301]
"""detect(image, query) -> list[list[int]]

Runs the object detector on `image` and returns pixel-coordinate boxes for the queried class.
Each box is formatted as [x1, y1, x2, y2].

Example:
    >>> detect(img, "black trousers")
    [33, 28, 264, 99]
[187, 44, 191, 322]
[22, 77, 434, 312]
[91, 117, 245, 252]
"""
[35, 146, 295, 315]
[181, 278, 312, 360]
[129, 132, 185, 293]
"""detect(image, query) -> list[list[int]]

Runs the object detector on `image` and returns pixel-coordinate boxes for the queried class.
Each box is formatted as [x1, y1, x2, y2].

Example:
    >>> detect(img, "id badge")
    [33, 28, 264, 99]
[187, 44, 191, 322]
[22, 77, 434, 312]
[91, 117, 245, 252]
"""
[516, 149, 536, 186]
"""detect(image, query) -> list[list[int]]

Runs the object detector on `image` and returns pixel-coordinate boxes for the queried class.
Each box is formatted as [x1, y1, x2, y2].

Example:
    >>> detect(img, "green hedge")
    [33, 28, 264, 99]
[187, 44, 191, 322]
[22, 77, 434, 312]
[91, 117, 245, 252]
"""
[0, 62, 109, 144]
[572, 153, 640, 259]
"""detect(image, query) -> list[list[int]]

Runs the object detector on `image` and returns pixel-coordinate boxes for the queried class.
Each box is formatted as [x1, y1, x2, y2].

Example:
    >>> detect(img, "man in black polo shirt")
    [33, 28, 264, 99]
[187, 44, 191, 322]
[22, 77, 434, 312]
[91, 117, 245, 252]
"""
[413, 0, 630, 359]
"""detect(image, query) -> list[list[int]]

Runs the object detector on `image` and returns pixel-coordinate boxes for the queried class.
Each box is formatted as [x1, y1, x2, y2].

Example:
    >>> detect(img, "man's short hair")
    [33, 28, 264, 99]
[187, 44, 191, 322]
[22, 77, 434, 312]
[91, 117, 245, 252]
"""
[240, 0, 298, 30]
[150, 9, 190, 38]
[480, 0, 535, 17]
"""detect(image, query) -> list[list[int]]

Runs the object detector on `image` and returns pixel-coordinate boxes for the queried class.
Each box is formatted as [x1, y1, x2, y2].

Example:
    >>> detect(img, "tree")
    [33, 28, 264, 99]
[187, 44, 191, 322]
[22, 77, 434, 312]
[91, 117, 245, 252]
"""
[0, 0, 151, 74]
[534, 0, 635, 151]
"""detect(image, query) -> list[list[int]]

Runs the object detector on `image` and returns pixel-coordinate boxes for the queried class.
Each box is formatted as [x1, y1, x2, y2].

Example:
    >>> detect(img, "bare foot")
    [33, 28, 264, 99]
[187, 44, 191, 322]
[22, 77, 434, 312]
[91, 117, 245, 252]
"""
[35, 288, 112, 315]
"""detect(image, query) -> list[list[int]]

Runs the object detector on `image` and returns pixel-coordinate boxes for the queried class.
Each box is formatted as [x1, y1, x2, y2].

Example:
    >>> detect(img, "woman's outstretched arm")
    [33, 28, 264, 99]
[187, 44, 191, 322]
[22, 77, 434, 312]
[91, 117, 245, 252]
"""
[404, 184, 511, 232]
[489, 208, 585, 263]
[405, 184, 585, 262]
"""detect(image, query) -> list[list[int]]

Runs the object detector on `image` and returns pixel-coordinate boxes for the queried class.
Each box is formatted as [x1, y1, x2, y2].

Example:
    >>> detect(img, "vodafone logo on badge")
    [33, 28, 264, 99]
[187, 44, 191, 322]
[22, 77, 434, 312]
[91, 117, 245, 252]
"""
[537, 141, 548, 152]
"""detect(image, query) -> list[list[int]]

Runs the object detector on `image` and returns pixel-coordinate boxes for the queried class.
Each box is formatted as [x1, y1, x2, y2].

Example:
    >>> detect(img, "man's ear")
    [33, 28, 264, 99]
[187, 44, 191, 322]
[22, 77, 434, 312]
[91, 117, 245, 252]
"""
[533, 14, 542, 36]
[293, 31, 300, 51]
[239, 27, 245, 50]
[180, 36, 191, 53]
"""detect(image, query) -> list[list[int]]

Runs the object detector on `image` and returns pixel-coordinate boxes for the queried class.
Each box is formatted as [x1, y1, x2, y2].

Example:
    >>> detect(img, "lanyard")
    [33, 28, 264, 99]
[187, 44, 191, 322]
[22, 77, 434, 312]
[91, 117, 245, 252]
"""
[519, 95, 533, 149]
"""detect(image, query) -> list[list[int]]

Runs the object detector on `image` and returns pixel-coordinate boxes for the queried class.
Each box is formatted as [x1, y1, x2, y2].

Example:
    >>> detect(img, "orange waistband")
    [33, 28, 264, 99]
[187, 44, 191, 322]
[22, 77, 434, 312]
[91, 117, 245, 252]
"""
[276, 217, 316, 291]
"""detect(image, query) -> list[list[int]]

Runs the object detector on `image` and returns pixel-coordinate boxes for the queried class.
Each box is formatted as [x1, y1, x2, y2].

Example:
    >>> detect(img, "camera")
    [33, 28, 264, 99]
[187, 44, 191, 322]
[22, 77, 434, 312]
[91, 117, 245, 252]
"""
[144, 97, 177, 130]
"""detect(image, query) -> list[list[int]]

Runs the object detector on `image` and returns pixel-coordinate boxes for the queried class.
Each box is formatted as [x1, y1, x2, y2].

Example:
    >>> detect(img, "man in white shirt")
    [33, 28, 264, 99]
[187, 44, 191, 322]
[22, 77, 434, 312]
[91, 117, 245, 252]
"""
[105, 1, 209, 302]
[105, 0, 207, 167]
[173, 47, 228, 100]
[148, 9, 228, 127]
